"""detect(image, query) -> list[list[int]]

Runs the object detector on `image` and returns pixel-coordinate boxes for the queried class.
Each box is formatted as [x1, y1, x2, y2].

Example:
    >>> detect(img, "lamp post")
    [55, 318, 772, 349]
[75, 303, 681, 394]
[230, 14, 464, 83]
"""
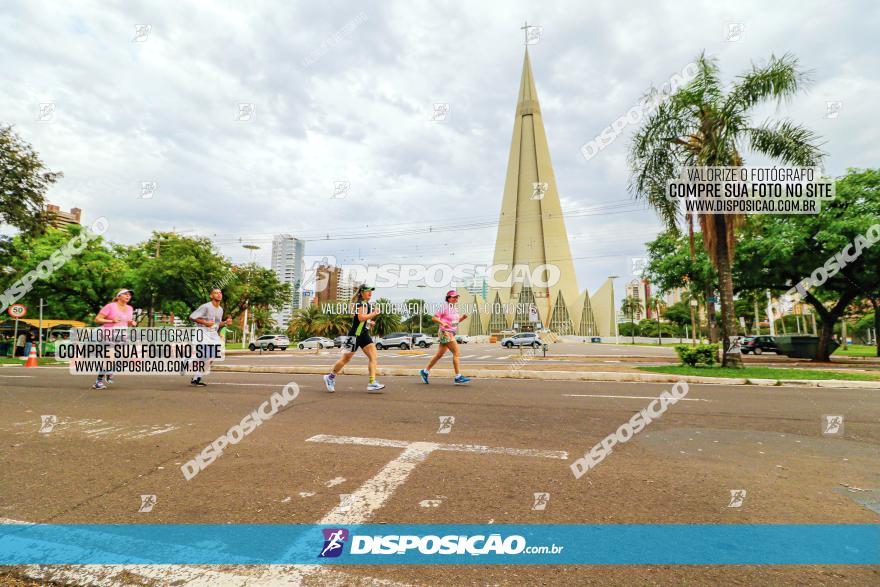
[242, 244, 260, 348]
[417, 284, 427, 335]
[690, 298, 698, 346]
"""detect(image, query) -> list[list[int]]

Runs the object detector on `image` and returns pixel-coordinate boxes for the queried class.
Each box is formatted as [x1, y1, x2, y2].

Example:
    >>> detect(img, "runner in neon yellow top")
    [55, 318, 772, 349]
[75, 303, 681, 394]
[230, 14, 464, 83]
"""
[324, 285, 385, 393]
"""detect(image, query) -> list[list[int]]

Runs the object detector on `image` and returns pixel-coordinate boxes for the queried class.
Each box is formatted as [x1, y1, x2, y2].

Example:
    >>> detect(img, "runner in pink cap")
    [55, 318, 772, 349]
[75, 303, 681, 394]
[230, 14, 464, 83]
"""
[419, 290, 471, 385]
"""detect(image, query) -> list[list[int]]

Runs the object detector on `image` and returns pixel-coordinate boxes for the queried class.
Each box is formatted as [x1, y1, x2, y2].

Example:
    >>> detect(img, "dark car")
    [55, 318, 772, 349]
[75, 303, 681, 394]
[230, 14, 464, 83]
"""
[741, 335, 778, 355]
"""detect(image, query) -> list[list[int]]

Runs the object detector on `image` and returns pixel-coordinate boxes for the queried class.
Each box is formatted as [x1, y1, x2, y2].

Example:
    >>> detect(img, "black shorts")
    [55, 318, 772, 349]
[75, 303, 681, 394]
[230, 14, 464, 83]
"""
[343, 333, 373, 353]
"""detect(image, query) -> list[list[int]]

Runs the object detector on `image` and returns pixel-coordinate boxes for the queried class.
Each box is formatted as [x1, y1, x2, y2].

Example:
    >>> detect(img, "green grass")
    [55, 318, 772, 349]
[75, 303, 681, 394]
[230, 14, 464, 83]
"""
[640, 365, 880, 381]
[0, 357, 63, 366]
[832, 344, 879, 358]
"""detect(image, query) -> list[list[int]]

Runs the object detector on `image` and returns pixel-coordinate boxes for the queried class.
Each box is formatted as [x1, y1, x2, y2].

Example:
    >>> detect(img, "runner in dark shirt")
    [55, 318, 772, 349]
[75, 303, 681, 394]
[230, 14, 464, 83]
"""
[323, 285, 385, 393]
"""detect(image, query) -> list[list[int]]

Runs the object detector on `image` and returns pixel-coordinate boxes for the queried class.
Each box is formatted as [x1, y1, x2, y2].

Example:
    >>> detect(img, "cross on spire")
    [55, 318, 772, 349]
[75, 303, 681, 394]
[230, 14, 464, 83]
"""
[520, 21, 530, 45]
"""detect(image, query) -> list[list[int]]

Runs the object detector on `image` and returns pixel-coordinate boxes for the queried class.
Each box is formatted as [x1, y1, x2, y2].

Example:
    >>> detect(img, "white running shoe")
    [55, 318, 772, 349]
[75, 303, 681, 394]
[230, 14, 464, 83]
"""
[323, 374, 336, 393]
[366, 382, 385, 393]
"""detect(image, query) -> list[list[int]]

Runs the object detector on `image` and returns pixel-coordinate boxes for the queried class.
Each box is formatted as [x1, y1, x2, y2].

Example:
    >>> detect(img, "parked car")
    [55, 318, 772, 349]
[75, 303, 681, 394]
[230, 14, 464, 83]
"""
[375, 332, 413, 350]
[500, 332, 542, 348]
[410, 333, 433, 348]
[248, 334, 289, 351]
[455, 335, 469, 344]
[298, 336, 334, 349]
[333, 336, 349, 348]
[741, 335, 778, 355]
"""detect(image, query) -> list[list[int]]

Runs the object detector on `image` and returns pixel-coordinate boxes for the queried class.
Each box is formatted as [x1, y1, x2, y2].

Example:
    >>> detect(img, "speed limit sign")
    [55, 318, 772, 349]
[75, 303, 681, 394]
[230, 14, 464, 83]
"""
[7, 304, 27, 319]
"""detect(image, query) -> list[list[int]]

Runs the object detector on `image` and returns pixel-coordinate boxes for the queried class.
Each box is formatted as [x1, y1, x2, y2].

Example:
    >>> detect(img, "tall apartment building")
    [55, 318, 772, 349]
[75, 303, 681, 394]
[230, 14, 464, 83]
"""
[625, 278, 653, 320]
[314, 264, 360, 304]
[270, 234, 305, 329]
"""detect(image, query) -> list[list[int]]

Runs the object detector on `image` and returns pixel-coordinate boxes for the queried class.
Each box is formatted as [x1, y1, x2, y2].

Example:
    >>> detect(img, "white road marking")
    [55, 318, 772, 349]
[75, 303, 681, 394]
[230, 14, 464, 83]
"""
[319, 442, 437, 525]
[0, 375, 34, 378]
[207, 382, 294, 387]
[325, 476, 346, 487]
[477, 355, 492, 360]
[562, 393, 711, 402]
[306, 434, 569, 460]
[0, 516, 410, 586]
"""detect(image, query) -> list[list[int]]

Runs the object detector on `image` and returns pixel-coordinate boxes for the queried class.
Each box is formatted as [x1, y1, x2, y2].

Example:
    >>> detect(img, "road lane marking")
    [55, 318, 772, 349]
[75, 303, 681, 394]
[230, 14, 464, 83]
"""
[563, 394, 711, 402]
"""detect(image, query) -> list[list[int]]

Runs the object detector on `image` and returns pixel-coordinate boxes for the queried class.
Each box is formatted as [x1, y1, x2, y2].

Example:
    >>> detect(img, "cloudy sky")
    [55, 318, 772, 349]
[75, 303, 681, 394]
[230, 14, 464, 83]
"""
[2, 0, 878, 303]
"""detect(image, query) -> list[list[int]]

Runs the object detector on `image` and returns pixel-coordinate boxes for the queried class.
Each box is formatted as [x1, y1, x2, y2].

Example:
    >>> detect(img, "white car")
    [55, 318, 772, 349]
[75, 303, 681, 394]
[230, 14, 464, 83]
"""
[298, 337, 334, 349]
[249, 334, 289, 351]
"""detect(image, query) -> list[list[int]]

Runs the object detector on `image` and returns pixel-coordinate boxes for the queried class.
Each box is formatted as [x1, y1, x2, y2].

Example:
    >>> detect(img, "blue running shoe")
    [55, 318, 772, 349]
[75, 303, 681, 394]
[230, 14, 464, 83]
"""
[419, 369, 429, 384]
[453, 375, 471, 385]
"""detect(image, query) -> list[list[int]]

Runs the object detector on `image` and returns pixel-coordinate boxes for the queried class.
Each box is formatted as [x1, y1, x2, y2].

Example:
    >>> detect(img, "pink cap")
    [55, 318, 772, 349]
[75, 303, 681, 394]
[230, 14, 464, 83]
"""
[446, 290, 459, 298]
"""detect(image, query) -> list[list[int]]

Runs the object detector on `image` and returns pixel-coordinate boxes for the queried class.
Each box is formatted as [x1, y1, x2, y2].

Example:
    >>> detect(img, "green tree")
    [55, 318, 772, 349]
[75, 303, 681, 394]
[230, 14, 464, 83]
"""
[644, 230, 719, 342]
[620, 296, 641, 344]
[288, 305, 323, 340]
[401, 298, 430, 333]
[0, 125, 62, 234]
[371, 297, 401, 336]
[223, 263, 291, 322]
[663, 301, 692, 332]
[734, 169, 880, 359]
[1, 225, 128, 320]
[630, 52, 824, 367]
[126, 232, 231, 324]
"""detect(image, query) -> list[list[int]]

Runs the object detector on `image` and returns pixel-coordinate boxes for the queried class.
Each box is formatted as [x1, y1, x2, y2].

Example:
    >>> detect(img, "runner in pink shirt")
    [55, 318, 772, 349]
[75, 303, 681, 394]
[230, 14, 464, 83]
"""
[92, 289, 136, 389]
[419, 290, 471, 385]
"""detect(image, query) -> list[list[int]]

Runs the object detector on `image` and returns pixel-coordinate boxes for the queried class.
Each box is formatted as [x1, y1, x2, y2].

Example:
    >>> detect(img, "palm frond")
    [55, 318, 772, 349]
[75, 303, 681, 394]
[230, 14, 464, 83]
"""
[745, 119, 826, 166]
[723, 53, 810, 116]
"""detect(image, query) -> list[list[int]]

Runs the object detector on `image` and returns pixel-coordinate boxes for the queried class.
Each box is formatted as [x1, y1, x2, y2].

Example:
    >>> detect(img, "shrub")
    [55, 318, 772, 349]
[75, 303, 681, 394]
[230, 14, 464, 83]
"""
[674, 343, 720, 367]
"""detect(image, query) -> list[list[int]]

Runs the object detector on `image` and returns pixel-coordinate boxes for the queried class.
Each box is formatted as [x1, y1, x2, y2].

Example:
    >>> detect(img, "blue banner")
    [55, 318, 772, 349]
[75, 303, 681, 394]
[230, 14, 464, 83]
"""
[0, 524, 876, 565]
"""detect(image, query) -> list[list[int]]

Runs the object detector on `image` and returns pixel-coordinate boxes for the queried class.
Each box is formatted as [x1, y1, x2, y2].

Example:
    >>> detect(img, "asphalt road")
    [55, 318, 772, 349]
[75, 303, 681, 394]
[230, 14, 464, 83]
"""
[1, 367, 878, 586]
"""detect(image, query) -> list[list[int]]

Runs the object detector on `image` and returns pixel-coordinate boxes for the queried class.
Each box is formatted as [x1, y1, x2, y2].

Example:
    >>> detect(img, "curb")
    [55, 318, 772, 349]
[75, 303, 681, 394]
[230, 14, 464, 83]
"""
[211, 365, 878, 388]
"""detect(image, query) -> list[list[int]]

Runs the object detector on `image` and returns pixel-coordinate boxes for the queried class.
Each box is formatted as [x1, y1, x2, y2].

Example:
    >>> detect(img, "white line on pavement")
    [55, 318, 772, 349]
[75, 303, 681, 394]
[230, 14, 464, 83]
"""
[562, 394, 711, 402]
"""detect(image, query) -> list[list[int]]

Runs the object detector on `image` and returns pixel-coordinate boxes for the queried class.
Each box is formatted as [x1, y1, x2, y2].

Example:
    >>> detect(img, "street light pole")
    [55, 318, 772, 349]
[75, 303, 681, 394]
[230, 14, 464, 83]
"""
[242, 244, 261, 348]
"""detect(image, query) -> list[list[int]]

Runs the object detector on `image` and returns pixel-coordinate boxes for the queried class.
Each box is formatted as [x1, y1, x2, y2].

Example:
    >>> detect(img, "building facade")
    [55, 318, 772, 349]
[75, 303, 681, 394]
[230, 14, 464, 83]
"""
[270, 234, 305, 329]
[455, 48, 613, 337]
[44, 204, 82, 229]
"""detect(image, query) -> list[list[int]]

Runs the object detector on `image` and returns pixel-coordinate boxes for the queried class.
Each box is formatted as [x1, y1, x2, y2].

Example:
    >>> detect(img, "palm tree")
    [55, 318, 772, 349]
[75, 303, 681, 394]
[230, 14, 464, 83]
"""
[371, 297, 401, 336]
[314, 302, 351, 337]
[288, 305, 323, 339]
[629, 52, 824, 367]
[647, 295, 667, 344]
[620, 296, 641, 344]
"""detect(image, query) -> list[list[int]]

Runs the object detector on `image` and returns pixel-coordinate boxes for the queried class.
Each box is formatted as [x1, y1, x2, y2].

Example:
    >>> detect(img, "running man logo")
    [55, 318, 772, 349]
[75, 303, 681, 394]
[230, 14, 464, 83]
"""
[726, 22, 744, 42]
[437, 416, 455, 434]
[338, 494, 355, 513]
[825, 101, 842, 119]
[39, 415, 58, 434]
[430, 103, 451, 122]
[140, 181, 158, 199]
[138, 494, 157, 513]
[630, 257, 648, 277]
[532, 492, 550, 511]
[524, 25, 543, 45]
[36, 103, 55, 122]
[331, 181, 350, 199]
[319, 528, 349, 558]
[132, 24, 151, 42]
[531, 182, 549, 200]
[727, 489, 746, 508]
[822, 415, 844, 436]
[236, 103, 256, 121]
